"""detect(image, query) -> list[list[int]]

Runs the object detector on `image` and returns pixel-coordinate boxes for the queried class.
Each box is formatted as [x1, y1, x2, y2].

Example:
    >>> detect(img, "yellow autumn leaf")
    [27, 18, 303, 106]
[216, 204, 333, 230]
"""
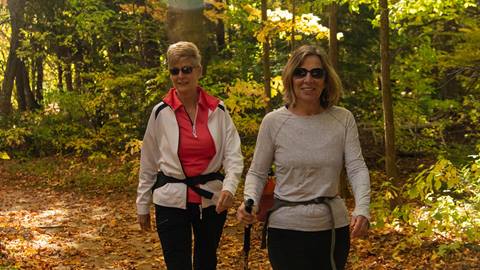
[270, 75, 284, 97]
[0, 151, 10, 160]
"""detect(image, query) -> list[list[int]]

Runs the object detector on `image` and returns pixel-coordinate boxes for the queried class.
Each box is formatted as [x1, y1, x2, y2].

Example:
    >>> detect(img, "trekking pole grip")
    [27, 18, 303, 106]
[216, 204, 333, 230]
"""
[245, 198, 254, 214]
[243, 198, 254, 270]
[243, 199, 254, 249]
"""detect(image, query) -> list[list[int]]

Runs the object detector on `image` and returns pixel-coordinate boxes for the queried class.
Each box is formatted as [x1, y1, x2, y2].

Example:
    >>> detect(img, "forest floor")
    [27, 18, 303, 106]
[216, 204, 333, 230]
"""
[0, 157, 479, 270]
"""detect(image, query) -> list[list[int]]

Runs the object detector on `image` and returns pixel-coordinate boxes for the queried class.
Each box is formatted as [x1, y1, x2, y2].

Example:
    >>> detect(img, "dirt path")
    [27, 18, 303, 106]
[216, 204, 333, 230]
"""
[0, 170, 269, 269]
[1, 162, 478, 270]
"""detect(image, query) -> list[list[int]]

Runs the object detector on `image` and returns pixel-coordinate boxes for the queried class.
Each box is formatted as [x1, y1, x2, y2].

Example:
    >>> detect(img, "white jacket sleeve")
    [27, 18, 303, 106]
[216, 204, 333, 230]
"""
[136, 109, 160, 215]
[221, 107, 244, 196]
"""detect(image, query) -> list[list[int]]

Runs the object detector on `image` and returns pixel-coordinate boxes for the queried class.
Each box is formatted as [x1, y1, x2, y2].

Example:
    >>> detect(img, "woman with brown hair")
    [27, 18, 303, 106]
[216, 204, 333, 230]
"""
[237, 44, 370, 270]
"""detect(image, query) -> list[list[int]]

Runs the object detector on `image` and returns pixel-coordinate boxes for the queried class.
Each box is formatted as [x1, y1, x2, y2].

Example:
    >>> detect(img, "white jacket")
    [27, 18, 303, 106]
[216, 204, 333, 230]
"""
[136, 89, 244, 215]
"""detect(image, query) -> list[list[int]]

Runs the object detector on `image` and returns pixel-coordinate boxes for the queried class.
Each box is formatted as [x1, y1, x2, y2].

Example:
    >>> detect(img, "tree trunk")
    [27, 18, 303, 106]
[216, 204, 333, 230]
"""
[74, 62, 82, 91]
[216, 21, 226, 52]
[0, 0, 25, 114]
[215, 0, 226, 52]
[328, 2, 339, 71]
[16, 60, 38, 110]
[35, 57, 44, 102]
[65, 63, 73, 92]
[57, 63, 64, 91]
[167, 0, 209, 70]
[0, 50, 17, 114]
[15, 62, 26, 111]
[379, 0, 399, 180]
[290, 0, 295, 50]
[225, 0, 233, 46]
[327, 1, 349, 198]
[31, 58, 36, 97]
[261, 0, 271, 112]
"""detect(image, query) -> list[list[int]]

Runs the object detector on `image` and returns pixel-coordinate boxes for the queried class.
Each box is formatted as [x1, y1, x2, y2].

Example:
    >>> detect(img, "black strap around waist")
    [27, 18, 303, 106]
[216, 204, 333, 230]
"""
[260, 196, 337, 269]
[260, 196, 335, 248]
[152, 171, 224, 199]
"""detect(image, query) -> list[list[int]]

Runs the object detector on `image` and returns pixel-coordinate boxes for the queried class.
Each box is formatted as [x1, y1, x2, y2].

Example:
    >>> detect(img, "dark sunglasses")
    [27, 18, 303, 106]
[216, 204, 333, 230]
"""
[169, 66, 194, 75]
[293, 67, 326, 79]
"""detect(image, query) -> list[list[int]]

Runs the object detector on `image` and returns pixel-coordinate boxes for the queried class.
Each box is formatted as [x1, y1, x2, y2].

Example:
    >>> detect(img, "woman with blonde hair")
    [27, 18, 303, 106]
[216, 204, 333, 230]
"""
[137, 41, 243, 270]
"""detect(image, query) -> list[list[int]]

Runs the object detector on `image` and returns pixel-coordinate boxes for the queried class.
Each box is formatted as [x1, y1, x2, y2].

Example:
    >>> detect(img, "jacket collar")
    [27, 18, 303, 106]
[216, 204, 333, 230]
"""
[163, 86, 220, 112]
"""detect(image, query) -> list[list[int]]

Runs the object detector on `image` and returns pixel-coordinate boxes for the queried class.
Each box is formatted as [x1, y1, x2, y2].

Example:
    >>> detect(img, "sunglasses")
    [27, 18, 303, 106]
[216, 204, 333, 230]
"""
[293, 67, 326, 79]
[169, 66, 194, 76]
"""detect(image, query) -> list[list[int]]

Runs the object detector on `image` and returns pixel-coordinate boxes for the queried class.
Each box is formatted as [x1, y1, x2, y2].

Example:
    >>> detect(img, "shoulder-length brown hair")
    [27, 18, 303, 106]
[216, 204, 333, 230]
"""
[282, 45, 342, 108]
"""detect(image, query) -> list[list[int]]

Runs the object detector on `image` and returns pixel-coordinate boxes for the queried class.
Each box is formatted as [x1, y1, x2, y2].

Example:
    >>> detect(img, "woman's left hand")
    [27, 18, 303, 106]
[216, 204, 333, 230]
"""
[216, 190, 234, 213]
[350, 215, 369, 238]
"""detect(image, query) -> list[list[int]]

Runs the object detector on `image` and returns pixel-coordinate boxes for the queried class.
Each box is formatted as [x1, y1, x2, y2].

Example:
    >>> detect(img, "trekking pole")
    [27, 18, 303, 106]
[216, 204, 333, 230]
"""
[243, 199, 254, 270]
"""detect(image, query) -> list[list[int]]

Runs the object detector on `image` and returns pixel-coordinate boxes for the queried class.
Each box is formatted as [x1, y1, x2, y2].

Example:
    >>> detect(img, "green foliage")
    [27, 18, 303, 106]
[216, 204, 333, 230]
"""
[438, 19, 480, 97]
[224, 79, 268, 164]
[2, 156, 137, 192]
[372, 155, 480, 254]
[406, 156, 480, 241]
[0, 94, 88, 156]
[0, 65, 163, 158]
[389, 0, 477, 29]
[0, 0, 477, 168]
[199, 59, 240, 98]
[358, 0, 480, 158]
[1, 1, 479, 265]
[462, 95, 480, 146]
[243, 5, 329, 43]
[370, 174, 399, 228]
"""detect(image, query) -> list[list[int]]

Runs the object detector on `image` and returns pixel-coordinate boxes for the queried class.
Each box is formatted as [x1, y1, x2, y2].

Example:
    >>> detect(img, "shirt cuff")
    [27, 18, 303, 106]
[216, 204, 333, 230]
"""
[137, 203, 151, 215]
[352, 208, 371, 221]
[222, 180, 238, 197]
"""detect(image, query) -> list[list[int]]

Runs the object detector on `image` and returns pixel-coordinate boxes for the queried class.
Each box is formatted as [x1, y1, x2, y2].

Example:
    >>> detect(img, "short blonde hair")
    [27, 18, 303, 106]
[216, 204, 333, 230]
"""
[282, 45, 342, 108]
[166, 41, 202, 68]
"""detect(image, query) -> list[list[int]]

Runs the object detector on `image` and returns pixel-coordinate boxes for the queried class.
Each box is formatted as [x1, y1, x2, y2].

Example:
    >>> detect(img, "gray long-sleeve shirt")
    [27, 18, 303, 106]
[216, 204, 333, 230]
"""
[244, 106, 370, 231]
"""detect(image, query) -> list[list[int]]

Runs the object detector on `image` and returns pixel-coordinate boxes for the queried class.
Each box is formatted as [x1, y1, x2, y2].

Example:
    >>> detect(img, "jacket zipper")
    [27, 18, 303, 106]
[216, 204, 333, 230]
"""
[183, 105, 201, 216]
[186, 105, 199, 138]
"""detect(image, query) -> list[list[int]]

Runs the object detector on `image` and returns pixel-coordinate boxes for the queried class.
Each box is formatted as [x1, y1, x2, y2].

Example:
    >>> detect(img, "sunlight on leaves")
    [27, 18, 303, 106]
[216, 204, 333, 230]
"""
[0, 151, 10, 160]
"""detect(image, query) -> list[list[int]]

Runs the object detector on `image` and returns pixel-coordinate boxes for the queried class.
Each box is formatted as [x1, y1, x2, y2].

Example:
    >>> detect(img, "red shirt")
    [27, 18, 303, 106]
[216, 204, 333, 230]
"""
[163, 87, 218, 203]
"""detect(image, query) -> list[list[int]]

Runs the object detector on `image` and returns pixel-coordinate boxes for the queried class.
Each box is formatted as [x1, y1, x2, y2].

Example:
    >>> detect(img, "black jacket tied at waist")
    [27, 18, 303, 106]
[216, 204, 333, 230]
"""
[152, 171, 225, 199]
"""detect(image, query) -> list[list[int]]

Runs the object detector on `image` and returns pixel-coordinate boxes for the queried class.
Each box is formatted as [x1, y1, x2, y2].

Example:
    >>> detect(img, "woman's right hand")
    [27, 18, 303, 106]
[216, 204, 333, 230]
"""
[138, 214, 151, 232]
[236, 202, 257, 225]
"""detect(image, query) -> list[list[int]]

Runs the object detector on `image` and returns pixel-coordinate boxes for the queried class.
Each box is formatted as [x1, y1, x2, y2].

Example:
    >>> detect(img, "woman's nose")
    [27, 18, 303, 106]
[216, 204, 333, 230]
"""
[303, 73, 314, 82]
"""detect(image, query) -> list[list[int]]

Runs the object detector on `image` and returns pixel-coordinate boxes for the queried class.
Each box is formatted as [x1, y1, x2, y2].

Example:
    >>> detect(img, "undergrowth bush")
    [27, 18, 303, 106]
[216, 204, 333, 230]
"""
[0, 67, 167, 158]
[372, 154, 480, 255]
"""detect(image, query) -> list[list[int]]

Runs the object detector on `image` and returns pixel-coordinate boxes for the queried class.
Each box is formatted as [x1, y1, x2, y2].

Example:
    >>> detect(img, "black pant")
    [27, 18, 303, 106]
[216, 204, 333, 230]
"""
[155, 203, 227, 270]
[267, 226, 350, 270]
